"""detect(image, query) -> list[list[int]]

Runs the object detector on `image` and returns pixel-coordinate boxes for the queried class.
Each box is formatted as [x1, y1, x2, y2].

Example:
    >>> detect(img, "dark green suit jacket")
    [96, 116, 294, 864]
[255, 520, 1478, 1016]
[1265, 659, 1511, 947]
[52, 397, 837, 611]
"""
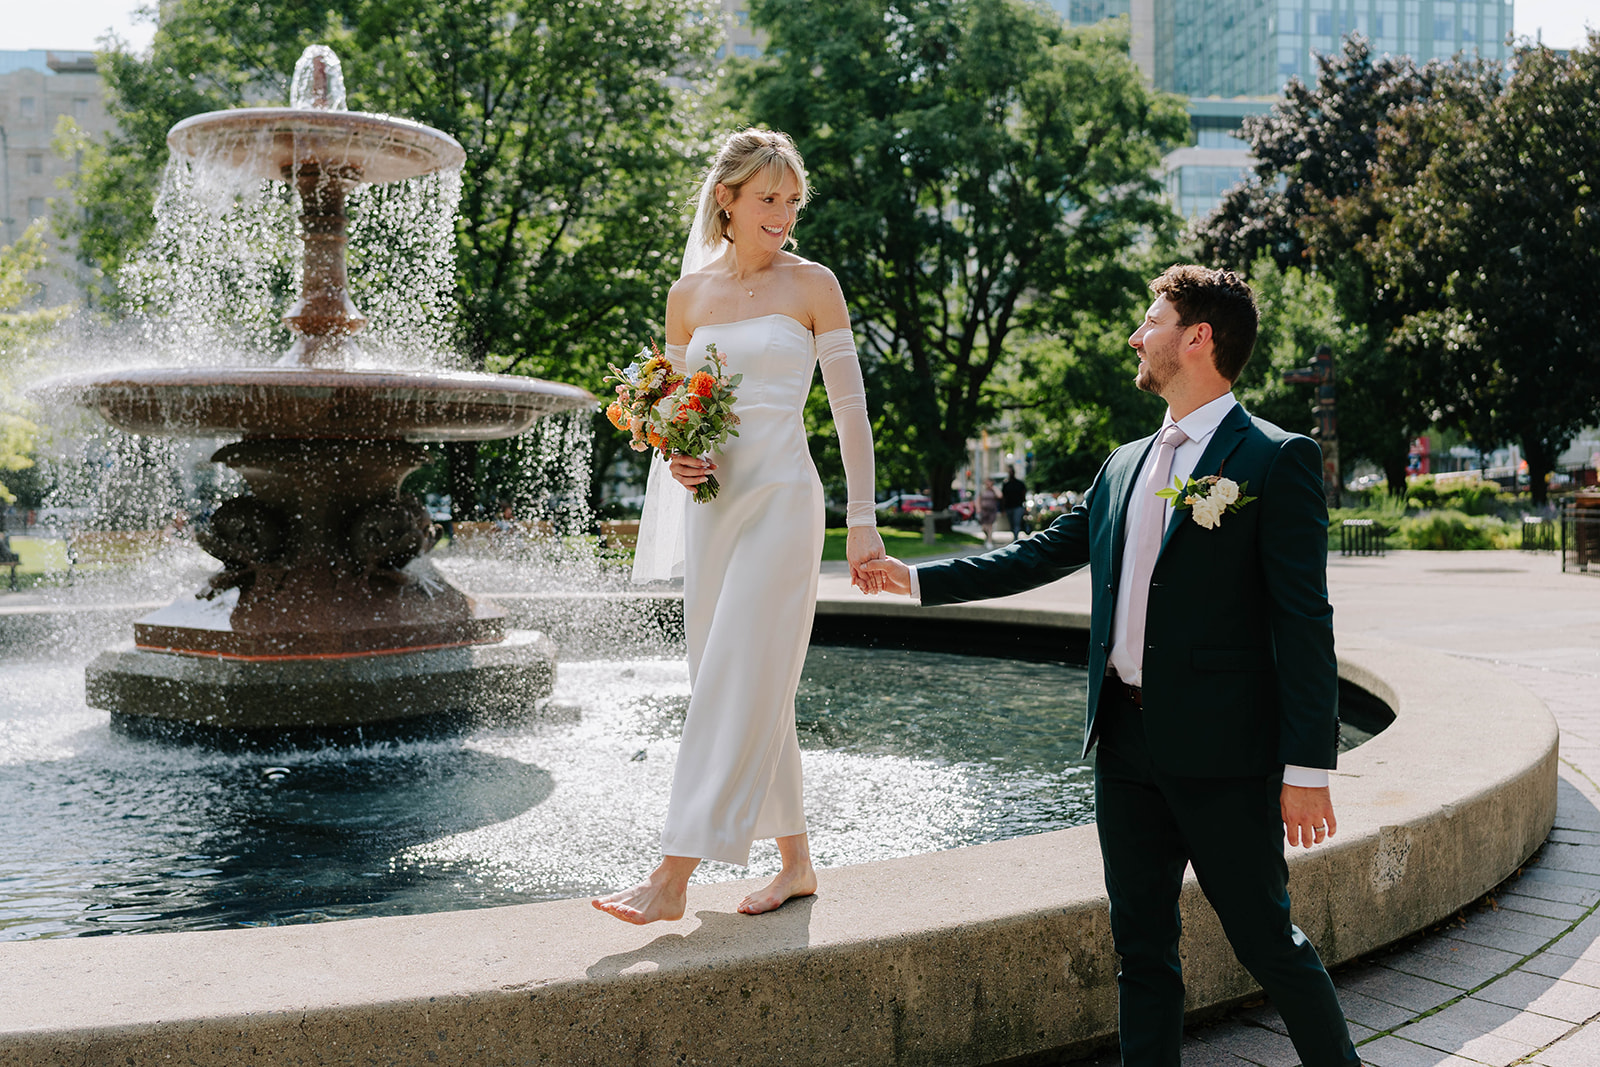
[917, 405, 1338, 778]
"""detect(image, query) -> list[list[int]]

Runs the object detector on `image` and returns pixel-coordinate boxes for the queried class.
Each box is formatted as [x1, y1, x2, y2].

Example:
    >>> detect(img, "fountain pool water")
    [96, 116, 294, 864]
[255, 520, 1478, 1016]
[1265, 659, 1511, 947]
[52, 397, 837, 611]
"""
[0, 621, 1380, 941]
[0, 640, 1098, 939]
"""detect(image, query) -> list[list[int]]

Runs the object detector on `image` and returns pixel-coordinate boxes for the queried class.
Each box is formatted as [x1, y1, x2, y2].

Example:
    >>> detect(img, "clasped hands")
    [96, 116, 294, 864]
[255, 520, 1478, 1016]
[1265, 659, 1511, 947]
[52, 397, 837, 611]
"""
[666, 456, 890, 594]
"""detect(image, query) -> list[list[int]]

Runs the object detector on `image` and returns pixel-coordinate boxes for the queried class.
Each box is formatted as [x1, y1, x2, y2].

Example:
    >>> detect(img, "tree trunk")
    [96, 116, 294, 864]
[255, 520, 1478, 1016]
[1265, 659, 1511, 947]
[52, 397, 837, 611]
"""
[1524, 436, 1554, 506]
[927, 459, 955, 512]
[446, 441, 480, 522]
[1382, 452, 1410, 498]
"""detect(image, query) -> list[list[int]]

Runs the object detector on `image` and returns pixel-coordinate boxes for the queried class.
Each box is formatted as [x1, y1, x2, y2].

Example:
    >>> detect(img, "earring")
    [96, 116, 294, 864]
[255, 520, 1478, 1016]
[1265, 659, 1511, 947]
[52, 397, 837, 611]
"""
[722, 209, 729, 219]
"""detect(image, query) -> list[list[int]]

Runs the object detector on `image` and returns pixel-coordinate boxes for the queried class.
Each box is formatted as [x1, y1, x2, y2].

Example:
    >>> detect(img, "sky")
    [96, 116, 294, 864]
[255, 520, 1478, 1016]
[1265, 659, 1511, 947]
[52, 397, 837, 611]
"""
[0, 0, 1595, 54]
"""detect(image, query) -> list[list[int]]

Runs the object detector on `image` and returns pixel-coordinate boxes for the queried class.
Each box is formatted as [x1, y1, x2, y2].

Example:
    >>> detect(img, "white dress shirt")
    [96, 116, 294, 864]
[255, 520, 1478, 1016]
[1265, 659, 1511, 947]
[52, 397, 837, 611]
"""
[909, 391, 1328, 789]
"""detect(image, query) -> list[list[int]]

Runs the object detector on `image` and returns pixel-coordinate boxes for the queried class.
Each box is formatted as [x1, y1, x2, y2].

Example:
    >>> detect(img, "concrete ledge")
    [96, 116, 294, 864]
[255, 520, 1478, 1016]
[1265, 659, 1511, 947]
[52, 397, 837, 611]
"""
[0, 610, 1558, 1066]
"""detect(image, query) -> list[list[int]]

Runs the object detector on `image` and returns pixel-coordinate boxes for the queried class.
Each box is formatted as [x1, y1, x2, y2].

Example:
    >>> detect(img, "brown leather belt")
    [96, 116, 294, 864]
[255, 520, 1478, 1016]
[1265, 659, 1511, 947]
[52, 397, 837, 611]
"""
[1122, 682, 1143, 708]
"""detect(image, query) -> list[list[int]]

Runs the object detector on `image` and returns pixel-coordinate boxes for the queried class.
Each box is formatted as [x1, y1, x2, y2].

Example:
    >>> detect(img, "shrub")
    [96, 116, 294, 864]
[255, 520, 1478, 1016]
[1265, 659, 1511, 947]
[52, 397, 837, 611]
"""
[1405, 475, 1514, 516]
[1395, 509, 1517, 550]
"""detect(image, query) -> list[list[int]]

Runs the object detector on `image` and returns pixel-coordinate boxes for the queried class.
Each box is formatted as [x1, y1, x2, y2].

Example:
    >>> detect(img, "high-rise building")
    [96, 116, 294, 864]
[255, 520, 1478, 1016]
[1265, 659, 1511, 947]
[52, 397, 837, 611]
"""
[1042, 0, 1516, 218]
[0, 50, 115, 307]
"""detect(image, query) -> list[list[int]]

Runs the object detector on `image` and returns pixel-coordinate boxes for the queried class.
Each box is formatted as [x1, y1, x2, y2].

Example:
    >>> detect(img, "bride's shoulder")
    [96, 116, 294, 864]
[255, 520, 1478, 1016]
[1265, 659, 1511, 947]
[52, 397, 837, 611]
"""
[782, 256, 843, 295]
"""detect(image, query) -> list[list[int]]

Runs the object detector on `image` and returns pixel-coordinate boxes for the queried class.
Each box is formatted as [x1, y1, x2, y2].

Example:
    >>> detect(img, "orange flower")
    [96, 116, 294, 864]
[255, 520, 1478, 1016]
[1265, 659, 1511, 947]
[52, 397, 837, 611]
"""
[682, 395, 705, 414]
[687, 371, 716, 397]
[647, 429, 665, 451]
[606, 402, 628, 430]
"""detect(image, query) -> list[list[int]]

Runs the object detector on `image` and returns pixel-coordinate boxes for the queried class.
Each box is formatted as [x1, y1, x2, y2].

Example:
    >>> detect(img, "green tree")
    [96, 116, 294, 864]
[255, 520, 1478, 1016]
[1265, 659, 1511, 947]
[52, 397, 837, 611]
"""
[1194, 36, 1463, 493]
[737, 0, 1188, 507]
[1232, 254, 1362, 446]
[61, 0, 720, 515]
[1369, 37, 1600, 503]
[0, 222, 72, 506]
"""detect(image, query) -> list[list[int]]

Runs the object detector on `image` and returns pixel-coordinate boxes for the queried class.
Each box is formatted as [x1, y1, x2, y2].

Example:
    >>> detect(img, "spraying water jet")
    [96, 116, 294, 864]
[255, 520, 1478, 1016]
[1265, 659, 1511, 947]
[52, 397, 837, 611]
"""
[35, 46, 594, 734]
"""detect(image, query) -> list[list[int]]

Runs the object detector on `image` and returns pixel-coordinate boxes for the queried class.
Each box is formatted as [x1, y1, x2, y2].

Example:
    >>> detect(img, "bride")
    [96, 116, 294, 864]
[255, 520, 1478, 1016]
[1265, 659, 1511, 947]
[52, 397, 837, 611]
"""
[593, 129, 886, 925]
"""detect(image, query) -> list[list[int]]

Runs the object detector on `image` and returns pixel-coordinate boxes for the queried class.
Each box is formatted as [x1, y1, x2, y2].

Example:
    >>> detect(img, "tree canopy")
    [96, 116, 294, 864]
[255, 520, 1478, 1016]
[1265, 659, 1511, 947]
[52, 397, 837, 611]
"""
[1367, 36, 1600, 501]
[738, 0, 1188, 507]
[63, 0, 720, 514]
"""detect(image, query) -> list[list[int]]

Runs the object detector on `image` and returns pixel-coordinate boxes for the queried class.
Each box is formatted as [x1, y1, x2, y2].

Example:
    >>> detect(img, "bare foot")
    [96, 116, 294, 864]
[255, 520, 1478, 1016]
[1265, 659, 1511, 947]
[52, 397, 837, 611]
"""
[592, 877, 688, 925]
[736, 864, 817, 915]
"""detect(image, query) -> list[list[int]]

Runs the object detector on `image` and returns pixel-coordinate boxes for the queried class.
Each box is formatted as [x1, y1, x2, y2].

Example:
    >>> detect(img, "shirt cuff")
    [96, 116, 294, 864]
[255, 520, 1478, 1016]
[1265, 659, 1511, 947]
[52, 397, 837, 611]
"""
[845, 502, 877, 527]
[1282, 765, 1329, 789]
[907, 566, 922, 605]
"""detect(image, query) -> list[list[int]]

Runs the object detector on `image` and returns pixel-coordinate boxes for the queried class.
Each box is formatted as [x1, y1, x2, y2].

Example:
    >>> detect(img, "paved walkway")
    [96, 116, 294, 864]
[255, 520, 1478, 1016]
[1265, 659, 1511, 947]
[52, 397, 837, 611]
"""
[821, 547, 1600, 1066]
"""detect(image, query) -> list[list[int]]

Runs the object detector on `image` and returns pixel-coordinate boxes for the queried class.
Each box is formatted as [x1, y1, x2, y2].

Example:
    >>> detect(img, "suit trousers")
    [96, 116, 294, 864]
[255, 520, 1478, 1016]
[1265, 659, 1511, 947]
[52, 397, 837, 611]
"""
[1094, 686, 1359, 1067]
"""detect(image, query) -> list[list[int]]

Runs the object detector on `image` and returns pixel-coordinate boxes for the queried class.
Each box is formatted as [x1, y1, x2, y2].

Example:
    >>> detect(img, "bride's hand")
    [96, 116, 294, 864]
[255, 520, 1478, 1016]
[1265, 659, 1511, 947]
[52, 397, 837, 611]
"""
[668, 454, 715, 490]
[845, 526, 887, 594]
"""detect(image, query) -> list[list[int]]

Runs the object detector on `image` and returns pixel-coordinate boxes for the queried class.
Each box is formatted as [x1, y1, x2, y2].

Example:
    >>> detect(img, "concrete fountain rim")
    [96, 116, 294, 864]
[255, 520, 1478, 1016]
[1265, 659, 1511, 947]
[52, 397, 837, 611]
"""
[0, 596, 1559, 1066]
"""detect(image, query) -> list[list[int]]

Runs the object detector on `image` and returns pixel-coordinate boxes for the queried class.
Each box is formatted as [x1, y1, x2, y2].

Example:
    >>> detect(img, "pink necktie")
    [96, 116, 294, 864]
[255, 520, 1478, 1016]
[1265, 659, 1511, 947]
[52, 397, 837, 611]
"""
[1124, 424, 1188, 678]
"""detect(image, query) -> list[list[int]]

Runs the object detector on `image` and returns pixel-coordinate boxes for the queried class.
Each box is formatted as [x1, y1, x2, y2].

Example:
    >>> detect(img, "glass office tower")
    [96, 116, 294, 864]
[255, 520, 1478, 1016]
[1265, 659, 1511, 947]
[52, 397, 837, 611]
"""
[1040, 0, 1516, 217]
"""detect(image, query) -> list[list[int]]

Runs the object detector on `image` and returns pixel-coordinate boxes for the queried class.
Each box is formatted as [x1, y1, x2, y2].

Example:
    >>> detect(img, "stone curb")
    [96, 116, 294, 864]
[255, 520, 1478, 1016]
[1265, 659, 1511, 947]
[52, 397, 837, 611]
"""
[0, 611, 1557, 1066]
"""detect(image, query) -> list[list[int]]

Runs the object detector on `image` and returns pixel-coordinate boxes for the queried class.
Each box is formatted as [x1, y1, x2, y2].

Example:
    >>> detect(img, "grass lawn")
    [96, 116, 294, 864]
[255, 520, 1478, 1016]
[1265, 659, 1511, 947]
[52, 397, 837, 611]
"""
[821, 526, 984, 562]
[2, 536, 72, 590]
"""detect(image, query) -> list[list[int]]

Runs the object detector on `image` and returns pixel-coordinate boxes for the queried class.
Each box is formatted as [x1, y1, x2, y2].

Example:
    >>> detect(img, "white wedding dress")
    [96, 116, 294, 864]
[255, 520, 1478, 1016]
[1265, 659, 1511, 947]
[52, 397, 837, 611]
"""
[647, 312, 876, 866]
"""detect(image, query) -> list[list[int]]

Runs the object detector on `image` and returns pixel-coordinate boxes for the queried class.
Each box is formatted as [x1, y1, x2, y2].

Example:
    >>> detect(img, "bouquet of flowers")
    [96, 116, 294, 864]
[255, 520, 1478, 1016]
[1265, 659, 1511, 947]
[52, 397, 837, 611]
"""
[604, 341, 742, 503]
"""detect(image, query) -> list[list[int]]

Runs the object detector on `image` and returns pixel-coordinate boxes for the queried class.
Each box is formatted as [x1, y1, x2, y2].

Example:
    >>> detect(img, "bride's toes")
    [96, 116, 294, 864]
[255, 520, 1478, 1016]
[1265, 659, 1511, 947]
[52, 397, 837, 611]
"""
[737, 869, 817, 915]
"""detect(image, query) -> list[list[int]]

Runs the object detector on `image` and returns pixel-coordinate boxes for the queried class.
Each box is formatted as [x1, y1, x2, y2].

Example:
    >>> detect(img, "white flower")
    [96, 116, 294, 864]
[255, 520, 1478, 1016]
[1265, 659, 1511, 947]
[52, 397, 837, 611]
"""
[1190, 496, 1227, 529]
[1210, 477, 1241, 506]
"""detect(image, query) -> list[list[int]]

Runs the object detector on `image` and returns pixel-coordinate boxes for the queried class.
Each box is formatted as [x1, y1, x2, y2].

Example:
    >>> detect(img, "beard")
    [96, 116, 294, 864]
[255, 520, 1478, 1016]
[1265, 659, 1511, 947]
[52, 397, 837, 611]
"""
[1133, 343, 1178, 395]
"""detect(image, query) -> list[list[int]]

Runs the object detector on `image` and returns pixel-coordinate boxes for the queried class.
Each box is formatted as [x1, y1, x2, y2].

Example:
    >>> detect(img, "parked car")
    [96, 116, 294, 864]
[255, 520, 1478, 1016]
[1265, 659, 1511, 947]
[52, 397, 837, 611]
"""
[876, 494, 933, 513]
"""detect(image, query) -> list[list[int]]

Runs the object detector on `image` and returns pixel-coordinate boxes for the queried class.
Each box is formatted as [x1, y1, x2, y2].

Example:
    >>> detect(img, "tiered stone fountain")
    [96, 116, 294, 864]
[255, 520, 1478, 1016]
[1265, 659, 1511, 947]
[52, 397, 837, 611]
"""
[41, 47, 593, 734]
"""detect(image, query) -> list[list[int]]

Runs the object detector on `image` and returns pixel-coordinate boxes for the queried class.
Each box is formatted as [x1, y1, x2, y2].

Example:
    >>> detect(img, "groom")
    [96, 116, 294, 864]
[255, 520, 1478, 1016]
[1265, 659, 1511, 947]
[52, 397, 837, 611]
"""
[864, 266, 1359, 1066]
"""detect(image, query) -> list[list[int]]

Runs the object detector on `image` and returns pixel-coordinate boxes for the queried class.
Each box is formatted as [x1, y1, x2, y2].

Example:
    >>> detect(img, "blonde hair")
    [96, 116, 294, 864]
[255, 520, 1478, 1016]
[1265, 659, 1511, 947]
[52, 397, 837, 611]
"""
[691, 129, 811, 253]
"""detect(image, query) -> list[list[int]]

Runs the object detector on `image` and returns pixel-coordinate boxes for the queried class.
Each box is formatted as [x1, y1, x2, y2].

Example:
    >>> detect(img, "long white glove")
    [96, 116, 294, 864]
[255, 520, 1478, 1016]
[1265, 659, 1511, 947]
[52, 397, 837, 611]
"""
[816, 327, 878, 528]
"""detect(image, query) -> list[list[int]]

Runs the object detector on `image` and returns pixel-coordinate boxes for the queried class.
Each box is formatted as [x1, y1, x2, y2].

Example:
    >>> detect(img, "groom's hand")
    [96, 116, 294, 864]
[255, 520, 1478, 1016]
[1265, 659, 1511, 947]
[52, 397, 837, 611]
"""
[858, 557, 912, 596]
[1282, 785, 1337, 849]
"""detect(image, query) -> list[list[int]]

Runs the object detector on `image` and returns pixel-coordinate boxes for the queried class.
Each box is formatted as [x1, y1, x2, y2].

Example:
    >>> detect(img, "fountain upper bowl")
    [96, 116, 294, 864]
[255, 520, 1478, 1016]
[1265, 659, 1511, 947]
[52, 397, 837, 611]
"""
[167, 108, 466, 184]
[37, 366, 596, 441]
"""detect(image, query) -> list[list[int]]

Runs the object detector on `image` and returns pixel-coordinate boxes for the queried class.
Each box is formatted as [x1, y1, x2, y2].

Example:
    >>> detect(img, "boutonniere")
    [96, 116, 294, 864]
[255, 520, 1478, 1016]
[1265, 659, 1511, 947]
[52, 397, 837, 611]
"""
[1157, 475, 1257, 530]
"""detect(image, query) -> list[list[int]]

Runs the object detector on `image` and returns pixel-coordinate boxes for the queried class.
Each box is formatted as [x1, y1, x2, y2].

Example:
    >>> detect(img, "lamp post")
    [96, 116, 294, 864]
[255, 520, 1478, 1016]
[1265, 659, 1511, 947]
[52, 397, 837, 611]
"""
[1283, 344, 1340, 509]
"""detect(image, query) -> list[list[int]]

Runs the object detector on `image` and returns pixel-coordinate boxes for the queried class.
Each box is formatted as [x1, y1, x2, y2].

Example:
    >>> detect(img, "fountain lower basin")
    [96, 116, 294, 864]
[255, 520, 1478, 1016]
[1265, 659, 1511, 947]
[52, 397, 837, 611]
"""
[0, 596, 1557, 1065]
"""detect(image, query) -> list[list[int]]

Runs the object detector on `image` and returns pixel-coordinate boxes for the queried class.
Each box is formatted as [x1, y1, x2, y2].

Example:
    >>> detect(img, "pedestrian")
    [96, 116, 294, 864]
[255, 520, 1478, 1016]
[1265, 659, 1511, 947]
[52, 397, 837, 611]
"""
[1001, 465, 1027, 540]
[977, 481, 1000, 548]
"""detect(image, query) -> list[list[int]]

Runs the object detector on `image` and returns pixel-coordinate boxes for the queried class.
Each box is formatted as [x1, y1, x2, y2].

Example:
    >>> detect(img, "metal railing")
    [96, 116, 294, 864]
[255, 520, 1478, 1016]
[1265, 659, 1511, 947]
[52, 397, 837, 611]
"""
[1560, 498, 1600, 575]
[1340, 519, 1387, 557]
[1522, 516, 1557, 552]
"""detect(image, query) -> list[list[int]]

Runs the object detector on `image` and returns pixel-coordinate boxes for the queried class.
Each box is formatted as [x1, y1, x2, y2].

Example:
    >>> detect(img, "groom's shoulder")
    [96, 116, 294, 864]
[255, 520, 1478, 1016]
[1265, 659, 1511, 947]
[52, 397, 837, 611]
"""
[1245, 412, 1314, 451]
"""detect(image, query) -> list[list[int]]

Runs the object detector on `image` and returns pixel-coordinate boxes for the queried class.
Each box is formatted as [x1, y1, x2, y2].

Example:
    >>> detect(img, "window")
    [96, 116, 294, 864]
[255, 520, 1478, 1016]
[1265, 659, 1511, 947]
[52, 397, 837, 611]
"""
[1434, 15, 1455, 40]
[1278, 6, 1301, 33]
[26, 154, 44, 175]
[734, 43, 760, 57]
[1278, 45, 1301, 76]
[20, 96, 37, 119]
[1313, 10, 1332, 35]
[27, 197, 46, 219]
[1173, 165, 1249, 218]
[72, 98, 89, 121]
[735, 10, 748, 26]
[1197, 128, 1248, 149]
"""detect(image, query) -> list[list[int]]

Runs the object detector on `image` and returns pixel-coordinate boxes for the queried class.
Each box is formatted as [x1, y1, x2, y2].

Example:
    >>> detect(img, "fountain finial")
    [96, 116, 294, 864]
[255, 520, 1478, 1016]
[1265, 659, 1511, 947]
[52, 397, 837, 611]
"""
[291, 45, 347, 111]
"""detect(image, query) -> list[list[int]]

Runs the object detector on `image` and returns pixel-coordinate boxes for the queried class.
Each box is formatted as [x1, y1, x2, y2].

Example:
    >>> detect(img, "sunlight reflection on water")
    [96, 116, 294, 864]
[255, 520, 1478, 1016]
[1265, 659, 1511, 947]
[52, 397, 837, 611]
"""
[0, 648, 1092, 939]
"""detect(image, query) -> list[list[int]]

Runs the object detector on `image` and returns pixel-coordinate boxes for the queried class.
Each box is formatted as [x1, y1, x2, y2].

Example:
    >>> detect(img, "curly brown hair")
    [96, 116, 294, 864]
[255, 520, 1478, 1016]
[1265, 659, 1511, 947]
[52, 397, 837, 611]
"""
[1149, 265, 1259, 382]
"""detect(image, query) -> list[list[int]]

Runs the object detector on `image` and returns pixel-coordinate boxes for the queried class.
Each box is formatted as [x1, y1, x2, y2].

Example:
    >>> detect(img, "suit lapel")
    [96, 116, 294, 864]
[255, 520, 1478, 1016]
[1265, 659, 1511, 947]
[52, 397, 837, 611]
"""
[1158, 404, 1251, 556]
